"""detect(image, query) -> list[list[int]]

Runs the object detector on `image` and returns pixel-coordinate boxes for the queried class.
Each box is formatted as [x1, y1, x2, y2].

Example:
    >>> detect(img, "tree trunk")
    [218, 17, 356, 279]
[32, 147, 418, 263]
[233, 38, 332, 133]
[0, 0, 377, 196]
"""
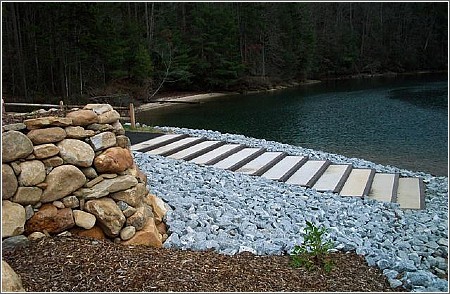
[11, 3, 28, 100]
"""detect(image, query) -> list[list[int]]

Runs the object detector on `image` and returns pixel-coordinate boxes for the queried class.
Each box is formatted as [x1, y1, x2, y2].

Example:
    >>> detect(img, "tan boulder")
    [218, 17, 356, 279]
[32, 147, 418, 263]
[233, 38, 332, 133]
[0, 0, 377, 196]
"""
[3, 122, 26, 131]
[57, 139, 95, 167]
[27, 127, 66, 144]
[98, 109, 120, 124]
[120, 226, 136, 241]
[2, 200, 26, 238]
[2, 260, 25, 292]
[111, 183, 146, 207]
[112, 120, 125, 135]
[86, 123, 114, 132]
[24, 116, 72, 130]
[2, 130, 34, 162]
[28, 231, 47, 241]
[89, 131, 116, 151]
[94, 147, 133, 173]
[40, 165, 86, 203]
[2, 164, 18, 199]
[73, 210, 96, 229]
[25, 204, 75, 235]
[42, 156, 64, 168]
[84, 198, 125, 237]
[65, 126, 95, 139]
[116, 135, 130, 148]
[145, 194, 168, 223]
[18, 160, 46, 186]
[33, 143, 60, 159]
[12, 187, 42, 205]
[66, 109, 98, 126]
[62, 196, 79, 208]
[74, 175, 138, 200]
[84, 104, 113, 114]
[121, 218, 162, 248]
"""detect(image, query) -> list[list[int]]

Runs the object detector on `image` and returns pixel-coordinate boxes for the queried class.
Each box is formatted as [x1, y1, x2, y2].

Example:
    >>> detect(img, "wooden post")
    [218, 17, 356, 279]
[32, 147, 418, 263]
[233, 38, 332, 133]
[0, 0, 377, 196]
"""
[129, 103, 136, 129]
[2, 98, 5, 114]
[59, 100, 64, 111]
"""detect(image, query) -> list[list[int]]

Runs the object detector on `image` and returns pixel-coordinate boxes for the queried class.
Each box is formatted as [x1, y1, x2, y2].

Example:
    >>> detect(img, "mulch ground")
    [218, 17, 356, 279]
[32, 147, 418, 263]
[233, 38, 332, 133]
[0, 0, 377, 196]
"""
[2, 235, 406, 292]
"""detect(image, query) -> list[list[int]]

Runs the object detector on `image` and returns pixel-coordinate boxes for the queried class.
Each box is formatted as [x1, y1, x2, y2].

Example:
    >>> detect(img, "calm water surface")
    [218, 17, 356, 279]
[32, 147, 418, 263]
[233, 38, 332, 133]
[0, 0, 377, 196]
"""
[137, 74, 448, 176]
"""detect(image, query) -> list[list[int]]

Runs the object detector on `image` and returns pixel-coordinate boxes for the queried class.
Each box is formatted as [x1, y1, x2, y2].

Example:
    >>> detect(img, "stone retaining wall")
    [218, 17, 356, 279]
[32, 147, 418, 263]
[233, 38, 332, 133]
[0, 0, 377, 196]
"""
[2, 104, 168, 247]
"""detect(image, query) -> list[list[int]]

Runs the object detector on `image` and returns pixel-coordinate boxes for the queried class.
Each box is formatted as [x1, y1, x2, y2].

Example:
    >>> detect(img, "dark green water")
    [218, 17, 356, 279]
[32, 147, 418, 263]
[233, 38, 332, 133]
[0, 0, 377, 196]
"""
[137, 74, 448, 176]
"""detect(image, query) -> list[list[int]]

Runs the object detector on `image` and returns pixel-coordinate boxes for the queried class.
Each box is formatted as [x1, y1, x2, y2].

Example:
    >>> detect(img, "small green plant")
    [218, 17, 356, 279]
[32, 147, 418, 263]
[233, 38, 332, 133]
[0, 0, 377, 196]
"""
[291, 221, 335, 272]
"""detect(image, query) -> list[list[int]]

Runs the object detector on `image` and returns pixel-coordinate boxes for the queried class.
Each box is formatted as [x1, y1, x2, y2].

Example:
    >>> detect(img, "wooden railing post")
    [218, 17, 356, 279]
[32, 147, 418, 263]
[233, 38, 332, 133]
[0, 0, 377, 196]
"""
[2, 98, 5, 114]
[129, 103, 136, 129]
[59, 100, 64, 111]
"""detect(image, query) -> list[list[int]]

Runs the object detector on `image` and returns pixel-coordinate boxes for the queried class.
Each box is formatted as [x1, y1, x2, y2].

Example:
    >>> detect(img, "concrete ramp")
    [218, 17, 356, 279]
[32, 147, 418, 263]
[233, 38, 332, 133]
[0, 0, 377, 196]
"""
[396, 177, 425, 209]
[312, 164, 352, 193]
[339, 169, 375, 197]
[285, 160, 331, 187]
[261, 156, 307, 182]
[367, 173, 399, 203]
[168, 140, 224, 160]
[131, 134, 187, 152]
[236, 152, 286, 176]
[146, 137, 204, 156]
[190, 144, 244, 165]
[212, 148, 266, 171]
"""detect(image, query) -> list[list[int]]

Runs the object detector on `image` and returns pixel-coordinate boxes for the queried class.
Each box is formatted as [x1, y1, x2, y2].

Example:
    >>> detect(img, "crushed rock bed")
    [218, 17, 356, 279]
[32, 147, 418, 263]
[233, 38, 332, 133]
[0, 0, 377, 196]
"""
[2, 236, 403, 292]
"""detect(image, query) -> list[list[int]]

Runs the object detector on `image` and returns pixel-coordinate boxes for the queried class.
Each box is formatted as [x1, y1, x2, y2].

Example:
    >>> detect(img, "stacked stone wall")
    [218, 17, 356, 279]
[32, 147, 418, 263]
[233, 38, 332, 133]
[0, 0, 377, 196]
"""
[2, 104, 168, 247]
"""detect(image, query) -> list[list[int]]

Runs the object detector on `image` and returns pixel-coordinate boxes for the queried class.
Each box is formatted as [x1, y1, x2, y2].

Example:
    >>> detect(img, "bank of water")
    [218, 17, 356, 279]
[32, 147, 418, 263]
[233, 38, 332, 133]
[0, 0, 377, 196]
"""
[137, 74, 448, 176]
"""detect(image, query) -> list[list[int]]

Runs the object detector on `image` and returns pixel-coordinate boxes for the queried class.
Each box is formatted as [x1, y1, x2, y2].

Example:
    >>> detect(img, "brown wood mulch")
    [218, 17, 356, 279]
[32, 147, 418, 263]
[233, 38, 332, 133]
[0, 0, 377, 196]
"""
[2, 235, 406, 292]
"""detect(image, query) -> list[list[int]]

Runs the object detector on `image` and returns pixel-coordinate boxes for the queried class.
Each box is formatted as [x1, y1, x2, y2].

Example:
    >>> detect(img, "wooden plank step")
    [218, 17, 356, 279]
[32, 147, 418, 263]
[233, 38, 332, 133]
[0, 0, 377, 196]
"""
[312, 164, 353, 193]
[396, 177, 425, 209]
[131, 134, 188, 152]
[190, 144, 244, 165]
[261, 156, 308, 182]
[339, 169, 375, 197]
[212, 148, 266, 171]
[168, 140, 225, 160]
[236, 152, 287, 176]
[145, 137, 205, 156]
[285, 160, 331, 187]
[367, 173, 399, 203]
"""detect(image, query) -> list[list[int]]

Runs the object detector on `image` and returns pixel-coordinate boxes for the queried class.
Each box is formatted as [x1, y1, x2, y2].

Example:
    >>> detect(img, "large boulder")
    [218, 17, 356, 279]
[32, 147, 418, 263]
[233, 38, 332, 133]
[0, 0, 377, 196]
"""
[42, 156, 64, 168]
[25, 204, 75, 235]
[89, 132, 116, 151]
[84, 104, 113, 114]
[84, 198, 125, 237]
[23, 116, 72, 130]
[27, 127, 66, 144]
[94, 147, 133, 173]
[74, 175, 138, 200]
[111, 183, 147, 207]
[18, 160, 46, 186]
[2, 200, 26, 238]
[66, 109, 99, 126]
[65, 126, 95, 139]
[121, 218, 162, 247]
[57, 139, 95, 167]
[72, 210, 96, 229]
[11, 187, 42, 206]
[40, 165, 86, 203]
[2, 131, 34, 162]
[33, 143, 60, 159]
[2, 260, 25, 292]
[97, 110, 120, 124]
[2, 164, 18, 199]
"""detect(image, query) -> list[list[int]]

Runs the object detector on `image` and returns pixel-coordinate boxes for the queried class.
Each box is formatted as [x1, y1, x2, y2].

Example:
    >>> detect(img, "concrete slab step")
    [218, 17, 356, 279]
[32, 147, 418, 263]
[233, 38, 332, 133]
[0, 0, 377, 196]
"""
[261, 156, 308, 182]
[339, 168, 375, 197]
[212, 148, 266, 171]
[145, 137, 205, 156]
[312, 164, 352, 193]
[190, 144, 244, 165]
[285, 160, 331, 187]
[396, 177, 425, 209]
[168, 140, 225, 160]
[236, 152, 287, 176]
[130, 134, 188, 152]
[367, 173, 399, 203]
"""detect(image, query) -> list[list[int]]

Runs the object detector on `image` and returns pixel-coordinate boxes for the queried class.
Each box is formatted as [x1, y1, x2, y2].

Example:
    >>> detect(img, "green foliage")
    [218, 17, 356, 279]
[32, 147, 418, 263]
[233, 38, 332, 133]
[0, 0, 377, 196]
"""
[291, 221, 335, 272]
[130, 44, 153, 82]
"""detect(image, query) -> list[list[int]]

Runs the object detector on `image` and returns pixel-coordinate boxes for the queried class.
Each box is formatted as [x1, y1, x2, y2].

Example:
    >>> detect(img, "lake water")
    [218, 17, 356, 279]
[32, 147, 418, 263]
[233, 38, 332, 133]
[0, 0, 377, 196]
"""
[137, 74, 448, 176]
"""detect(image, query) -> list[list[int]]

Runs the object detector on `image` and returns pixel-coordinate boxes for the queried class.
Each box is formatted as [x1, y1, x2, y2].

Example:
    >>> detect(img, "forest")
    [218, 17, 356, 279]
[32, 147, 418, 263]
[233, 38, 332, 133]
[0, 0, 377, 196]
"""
[1, 1, 448, 104]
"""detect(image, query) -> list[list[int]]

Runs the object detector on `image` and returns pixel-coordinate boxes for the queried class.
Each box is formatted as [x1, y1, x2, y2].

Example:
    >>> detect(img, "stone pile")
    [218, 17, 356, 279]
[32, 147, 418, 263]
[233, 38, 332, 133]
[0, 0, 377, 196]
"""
[2, 104, 169, 248]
